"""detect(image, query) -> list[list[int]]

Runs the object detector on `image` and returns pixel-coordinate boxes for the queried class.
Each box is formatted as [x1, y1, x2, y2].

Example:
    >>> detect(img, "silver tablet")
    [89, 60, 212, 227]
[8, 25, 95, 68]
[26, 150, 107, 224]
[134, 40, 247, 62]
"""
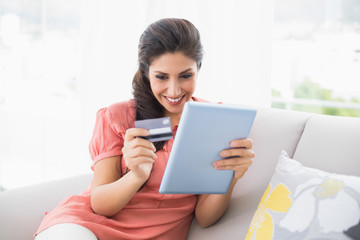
[159, 101, 257, 194]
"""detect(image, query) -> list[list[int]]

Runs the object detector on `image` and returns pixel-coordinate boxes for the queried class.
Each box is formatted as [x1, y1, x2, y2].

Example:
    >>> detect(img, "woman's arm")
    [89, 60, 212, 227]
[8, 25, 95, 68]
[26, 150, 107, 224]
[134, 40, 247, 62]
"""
[91, 156, 146, 217]
[91, 128, 157, 217]
[195, 138, 254, 228]
[195, 178, 237, 227]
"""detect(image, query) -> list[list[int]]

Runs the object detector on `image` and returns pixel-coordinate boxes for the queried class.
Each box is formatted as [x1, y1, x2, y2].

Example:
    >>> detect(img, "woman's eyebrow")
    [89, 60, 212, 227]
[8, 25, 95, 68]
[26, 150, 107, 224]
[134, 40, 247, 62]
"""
[153, 68, 193, 75]
[179, 68, 193, 75]
[154, 71, 169, 75]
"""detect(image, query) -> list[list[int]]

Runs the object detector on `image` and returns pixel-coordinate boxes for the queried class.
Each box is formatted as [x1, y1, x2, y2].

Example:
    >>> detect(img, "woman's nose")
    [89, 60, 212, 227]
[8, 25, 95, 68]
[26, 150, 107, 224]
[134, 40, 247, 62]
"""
[167, 79, 181, 96]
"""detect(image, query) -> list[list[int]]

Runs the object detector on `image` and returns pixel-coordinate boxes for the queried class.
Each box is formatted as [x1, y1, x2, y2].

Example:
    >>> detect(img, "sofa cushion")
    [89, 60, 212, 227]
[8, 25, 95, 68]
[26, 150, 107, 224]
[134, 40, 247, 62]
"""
[293, 114, 360, 176]
[245, 151, 360, 240]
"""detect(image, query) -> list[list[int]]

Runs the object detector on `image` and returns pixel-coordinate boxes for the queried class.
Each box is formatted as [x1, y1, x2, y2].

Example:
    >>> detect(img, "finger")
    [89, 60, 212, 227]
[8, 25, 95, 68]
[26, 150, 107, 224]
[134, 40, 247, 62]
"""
[126, 156, 154, 170]
[214, 157, 253, 169]
[214, 163, 252, 178]
[124, 128, 150, 142]
[220, 148, 255, 159]
[126, 137, 156, 152]
[230, 138, 253, 149]
[124, 147, 157, 161]
[214, 164, 252, 176]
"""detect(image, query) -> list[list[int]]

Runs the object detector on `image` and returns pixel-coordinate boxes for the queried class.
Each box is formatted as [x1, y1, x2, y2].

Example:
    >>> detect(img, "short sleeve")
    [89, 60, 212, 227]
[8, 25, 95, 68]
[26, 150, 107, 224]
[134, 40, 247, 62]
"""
[89, 107, 124, 170]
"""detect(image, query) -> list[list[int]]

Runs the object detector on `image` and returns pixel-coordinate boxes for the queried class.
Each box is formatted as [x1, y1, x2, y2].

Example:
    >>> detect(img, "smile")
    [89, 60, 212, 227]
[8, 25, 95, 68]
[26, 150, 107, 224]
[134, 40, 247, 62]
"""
[164, 95, 185, 105]
[166, 96, 183, 102]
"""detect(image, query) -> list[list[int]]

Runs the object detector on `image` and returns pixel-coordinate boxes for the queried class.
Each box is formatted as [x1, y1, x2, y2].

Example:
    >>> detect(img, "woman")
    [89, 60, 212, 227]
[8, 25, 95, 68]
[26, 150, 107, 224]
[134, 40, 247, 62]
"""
[34, 18, 254, 240]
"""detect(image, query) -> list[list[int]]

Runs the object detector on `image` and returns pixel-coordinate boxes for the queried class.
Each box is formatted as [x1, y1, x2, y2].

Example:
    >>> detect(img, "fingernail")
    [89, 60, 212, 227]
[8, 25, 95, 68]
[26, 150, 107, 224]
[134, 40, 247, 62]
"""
[213, 162, 219, 169]
[221, 151, 227, 158]
[231, 142, 238, 147]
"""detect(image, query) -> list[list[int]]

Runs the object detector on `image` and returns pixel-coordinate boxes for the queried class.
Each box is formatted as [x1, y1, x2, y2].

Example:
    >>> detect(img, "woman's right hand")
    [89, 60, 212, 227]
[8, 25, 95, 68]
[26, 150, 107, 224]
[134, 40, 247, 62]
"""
[122, 128, 157, 183]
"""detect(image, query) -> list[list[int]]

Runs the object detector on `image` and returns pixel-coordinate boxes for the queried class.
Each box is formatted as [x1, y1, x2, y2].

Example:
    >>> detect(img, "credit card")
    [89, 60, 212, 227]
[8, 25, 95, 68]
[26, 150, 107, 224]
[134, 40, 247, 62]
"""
[135, 117, 173, 142]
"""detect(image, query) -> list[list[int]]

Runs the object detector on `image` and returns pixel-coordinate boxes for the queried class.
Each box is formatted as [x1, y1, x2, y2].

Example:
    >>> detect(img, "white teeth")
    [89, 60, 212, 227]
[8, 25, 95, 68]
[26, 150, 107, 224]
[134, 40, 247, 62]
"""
[166, 96, 183, 102]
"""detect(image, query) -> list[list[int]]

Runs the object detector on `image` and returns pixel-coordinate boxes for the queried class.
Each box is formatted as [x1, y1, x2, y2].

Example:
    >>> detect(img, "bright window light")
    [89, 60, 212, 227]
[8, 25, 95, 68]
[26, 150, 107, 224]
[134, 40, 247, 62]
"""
[271, 0, 360, 117]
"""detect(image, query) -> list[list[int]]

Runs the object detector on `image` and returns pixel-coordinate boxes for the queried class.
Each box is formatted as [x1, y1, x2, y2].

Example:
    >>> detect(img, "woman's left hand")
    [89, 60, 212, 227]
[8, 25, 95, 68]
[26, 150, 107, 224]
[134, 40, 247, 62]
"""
[213, 138, 255, 180]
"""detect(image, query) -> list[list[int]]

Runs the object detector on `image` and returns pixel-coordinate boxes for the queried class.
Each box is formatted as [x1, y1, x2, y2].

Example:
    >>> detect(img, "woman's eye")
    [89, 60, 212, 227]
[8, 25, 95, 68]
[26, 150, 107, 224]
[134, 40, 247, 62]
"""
[181, 74, 192, 79]
[155, 75, 167, 80]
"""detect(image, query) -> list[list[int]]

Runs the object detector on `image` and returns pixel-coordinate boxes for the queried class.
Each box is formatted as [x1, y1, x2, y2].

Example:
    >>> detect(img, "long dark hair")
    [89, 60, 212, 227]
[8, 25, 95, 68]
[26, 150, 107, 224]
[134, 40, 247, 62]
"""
[132, 18, 203, 151]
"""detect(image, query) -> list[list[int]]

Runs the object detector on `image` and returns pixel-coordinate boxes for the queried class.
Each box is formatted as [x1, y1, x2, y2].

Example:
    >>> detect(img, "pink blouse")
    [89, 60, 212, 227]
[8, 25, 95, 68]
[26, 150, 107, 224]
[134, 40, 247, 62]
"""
[34, 98, 206, 240]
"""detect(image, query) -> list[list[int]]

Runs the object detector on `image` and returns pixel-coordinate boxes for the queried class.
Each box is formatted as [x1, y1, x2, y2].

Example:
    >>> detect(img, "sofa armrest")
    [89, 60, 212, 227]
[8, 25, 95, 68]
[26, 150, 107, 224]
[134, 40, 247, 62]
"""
[0, 173, 92, 240]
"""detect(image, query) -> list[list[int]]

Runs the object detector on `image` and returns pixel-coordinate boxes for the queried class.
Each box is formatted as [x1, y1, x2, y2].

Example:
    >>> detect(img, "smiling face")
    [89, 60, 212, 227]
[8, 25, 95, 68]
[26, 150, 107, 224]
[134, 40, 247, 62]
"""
[148, 52, 198, 122]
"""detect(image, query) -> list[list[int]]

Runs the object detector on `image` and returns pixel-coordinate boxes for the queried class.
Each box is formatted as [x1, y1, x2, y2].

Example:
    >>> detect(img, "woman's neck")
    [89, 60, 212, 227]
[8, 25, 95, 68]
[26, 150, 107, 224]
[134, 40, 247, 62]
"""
[165, 98, 194, 127]
[164, 112, 181, 128]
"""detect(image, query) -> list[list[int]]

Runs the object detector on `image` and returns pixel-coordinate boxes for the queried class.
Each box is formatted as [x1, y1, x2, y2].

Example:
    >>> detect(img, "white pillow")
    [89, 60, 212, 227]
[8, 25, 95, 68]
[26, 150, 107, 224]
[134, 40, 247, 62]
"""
[245, 151, 360, 240]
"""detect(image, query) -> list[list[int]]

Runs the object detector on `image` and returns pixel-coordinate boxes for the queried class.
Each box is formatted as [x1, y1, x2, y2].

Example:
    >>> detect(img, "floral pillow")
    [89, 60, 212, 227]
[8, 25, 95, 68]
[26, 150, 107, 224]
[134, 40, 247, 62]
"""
[245, 151, 360, 240]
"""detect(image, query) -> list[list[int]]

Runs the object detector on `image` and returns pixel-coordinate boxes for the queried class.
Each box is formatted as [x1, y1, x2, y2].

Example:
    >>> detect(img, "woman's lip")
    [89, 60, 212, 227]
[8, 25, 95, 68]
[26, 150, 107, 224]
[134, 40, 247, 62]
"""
[164, 95, 186, 105]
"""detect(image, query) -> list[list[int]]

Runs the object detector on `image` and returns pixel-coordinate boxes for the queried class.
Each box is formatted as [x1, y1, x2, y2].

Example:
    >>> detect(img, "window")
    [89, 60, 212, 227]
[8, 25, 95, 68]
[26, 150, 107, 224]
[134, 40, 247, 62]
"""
[271, 0, 360, 117]
[0, 0, 272, 190]
[0, 0, 85, 189]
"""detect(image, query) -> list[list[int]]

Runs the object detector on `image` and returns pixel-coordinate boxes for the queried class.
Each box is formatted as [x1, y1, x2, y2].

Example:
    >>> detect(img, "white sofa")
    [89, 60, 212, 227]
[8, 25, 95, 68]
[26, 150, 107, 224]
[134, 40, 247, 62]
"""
[1, 107, 359, 240]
